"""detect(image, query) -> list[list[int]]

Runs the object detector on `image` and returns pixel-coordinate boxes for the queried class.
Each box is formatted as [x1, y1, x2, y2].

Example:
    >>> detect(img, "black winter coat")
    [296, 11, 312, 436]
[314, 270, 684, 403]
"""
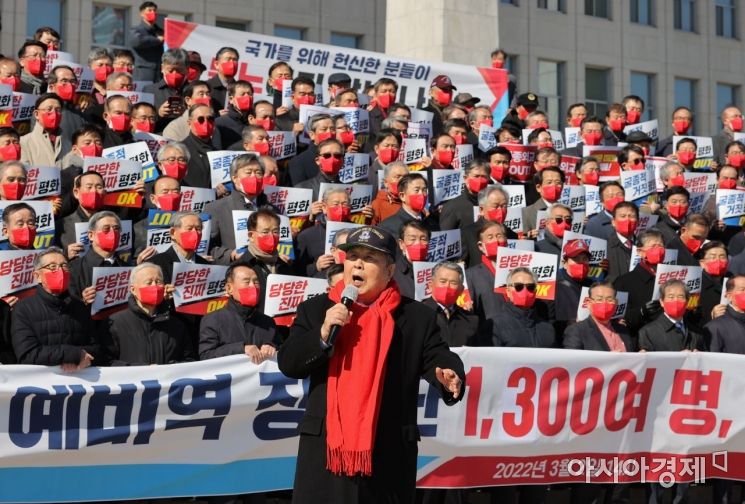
[638, 313, 706, 352]
[706, 305, 745, 354]
[563, 317, 635, 352]
[492, 301, 556, 348]
[199, 297, 277, 359]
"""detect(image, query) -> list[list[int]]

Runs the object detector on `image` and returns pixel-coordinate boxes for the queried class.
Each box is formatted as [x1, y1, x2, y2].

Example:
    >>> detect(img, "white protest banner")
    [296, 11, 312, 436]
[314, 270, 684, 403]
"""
[494, 247, 558, 300]
[410, 108, 435, 131]
[166, 19, 509, 118]
[413, 260, 439, 301]
[478, 124, 497, 152]
[0, 249, 38, 299]
[133, 131, 170, 169]
[673, 135, 715, 170]
[339, 153, 370, 184]
[318, 183, 373, 223]
[21, 166, 60, 199]
[716, 189, 745, 225]
[73, 220, 133, 260]
[266, 130, 297, 160]
[563, 231, 607, 281]
[630, 247, 678, 270]
[179, 186, 216, 213]
[264, 274, 328, 317]
[399, 138, 429, 166]
[12, 92, 36, 123]
[427, 229, 462, 263]
[535, 209, 549, 238]
[0, 84, 12, 127]
[146, 220, 210, 255]
[503, 207, 524, 234]
[636, 213, 659, 234]
[500, 143, 535, 183]
[107, 90, 155, 106]
[264, 185, 312, 232]
[298, 104, 337, 144]
[432, 169, 464, 206]
[331, 107, 370, 134]
[621, 167, 656, 206]
[44, 50, 75, 77]
[91, 266, 133, 318]
[522, 129, 565, 151]
[407, 122, 431, 141]
[559, 155, 581, 185]
[208, 151, 244, 188]
[500, 184, 527, 208]
[84, 156, 143, 208]
[103, 141, 155, 172]
[0, 200, 54, 249]
[684, 172, 717, 195]
[324, 221, 364, 254]
[689, 191, 710, 215]
[232, 211, 293, 258]
[564, 127, 581, 148]
[172, 263, 229, 315]
[583, 146, 621, 180]
[571, 211, 586, 235]
[280, 78, 293, 109]
[648, 155, 670, 192]
[453, 144, 474, 171]
[576, 288, 629, 321]
[585, 185, 602, 216]
[623, 119, 659, 140]
[507, 239, 535, 251]
[560, 185, 585, 211]
[652, 264, 703, 309]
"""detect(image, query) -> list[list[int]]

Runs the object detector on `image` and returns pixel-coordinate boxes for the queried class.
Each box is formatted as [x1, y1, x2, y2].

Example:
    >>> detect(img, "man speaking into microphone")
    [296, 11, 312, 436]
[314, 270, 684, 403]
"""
[278, 226, 465, 503]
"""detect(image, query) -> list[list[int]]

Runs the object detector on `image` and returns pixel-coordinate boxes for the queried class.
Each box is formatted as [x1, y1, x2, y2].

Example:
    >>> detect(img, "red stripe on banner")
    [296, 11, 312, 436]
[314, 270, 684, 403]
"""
[164, 19, 198, 49]
[417, 451, 745, 488]
[92, 303, 128, 320]
[273, 314, 297, 327]
[476, 67, 509, 111]
[103, 191, 143, 208]
[175, 296, 229, 315]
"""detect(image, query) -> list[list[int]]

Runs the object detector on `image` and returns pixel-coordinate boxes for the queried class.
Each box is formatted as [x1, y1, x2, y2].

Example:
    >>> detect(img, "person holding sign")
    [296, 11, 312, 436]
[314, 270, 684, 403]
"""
[46, 66, 87, 140]
[639, 279, 705, 353]
[154, 141, 189, 180]
[182, 103, 221, 189]
[206, 46, 239, 113]
[0, 128, 21, 162]
[367, 77, 398, 142]
[214, 80, 255, 149]
[379, 173, 438, 236]
[102, 262, 194, 366]
[131, 102, 157, 134]
[654, 185, 690, 245]
[555, 238, 593, 332]
[485, 145, 513, 184]
[275, 76, 316, 136]
[523, 166, 565, 237]
[536, 203, 573, 256]
[12, 247, 100, 370]
[69, 211, 129, 305]
[603, 103, 627, 145]
[199, 263, 278, 362]
[2, 202, 37, 251]
[462, 185, 517, 268]
[584, 181, 625, 240]
[561, 116, 606, 157]
[695, 241, 730, 324]
[0, 160, 27, 200]
[239, 125, 270, 159]
[149, 211, 210, 284]
[657, 106, 694, 157]
[58, 171, 106, 257]
[665, 213, 710, 267]
[333, 114, 360, 154]
[278, 225, 464, 504]
[289, 113, 337, 186]
[467, 105, 494, 153]
[671, 137, 697, 170]
[564, 281, 633, 352]
[422, 133, 456, 171]
[713, 106, 744, 165]
[606, 202, 639, 283]
[164, 81, 215, 143]
[101, 95, 134, 148]
[575, 156, 601, 187]
[371, 159, 407, 226]
[439, 159, 488, 230]
[706, 275, 745, 353]
[295, 188, 352, 277]
[20, 93, 68, 168]
[369, 128, 402, 192]
[393, 220, 431, 299]
[297, 138, 347, 202]
[143, 48, 188, 132]
[133, 175, 183, 261]
[566, 103, 587, 128]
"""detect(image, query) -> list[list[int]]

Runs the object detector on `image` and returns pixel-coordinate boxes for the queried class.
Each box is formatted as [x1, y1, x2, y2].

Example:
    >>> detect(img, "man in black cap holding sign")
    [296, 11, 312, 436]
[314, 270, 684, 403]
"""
[278, 225, 465, 504]
[424, 74, 458, 137]
[501, 92, 540, 131]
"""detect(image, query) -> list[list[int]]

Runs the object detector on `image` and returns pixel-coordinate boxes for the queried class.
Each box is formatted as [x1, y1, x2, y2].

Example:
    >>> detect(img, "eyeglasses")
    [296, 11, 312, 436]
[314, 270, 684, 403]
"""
[591, 297, 617, 303]
[196, 116, 215, 124]
[38, 263, 70, 272]
[320, 152, 343, 159]
[164, 156, 188, 163]
[509, 282, 536, 292]
[553, 216, 573, 224]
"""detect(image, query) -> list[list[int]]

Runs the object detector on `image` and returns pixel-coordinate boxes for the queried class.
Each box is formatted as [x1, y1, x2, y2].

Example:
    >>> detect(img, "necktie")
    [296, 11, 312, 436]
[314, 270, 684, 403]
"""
[624, 239, 632, 249]
[675, 321, 686, 336]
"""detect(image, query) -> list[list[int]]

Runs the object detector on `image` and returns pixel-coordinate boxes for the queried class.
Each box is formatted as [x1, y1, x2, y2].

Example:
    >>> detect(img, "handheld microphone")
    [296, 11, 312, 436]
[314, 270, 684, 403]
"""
[327, 285, 359, 346]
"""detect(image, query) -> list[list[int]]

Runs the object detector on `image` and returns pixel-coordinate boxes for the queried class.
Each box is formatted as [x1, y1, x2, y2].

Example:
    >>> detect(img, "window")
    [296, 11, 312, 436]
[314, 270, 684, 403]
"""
[630, 72, 655, 121]
[156, 12, 190, 25]
[537, 60, 564, 128]
[585, 0, 610, 18]
[715, 0, 736, 38]
[674, 0, 696, 32]
[674, 78, 696, 132]
[631, 0, 654, 25]
[92, 4, 128, 48]
[330, 32, 361, 49]
[26, 0, 64, 41]
[717, 83, 739, 116]
[585, 67, 610, 118]
[274, 25, 306, 40]
[501, 0, 518, 4]
[216, 19, 250, 32]
[537, 0, 564, 11]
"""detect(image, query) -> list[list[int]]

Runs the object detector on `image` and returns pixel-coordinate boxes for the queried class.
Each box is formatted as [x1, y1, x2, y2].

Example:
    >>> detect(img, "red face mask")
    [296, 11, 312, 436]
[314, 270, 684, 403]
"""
[79, 144, 103, 158]
[79, 191, 104, 211]
[677, 151, 695, 166]
[467, 177, 488, 193]
[339, 131, 355, 146]
[673, 120, 691, 135]
[139, 284, 165, 306]
[0, 144, 21, 162]
[40, 110, 61, 130]
[511, 288, 536, 308]
[94, 65, 112, 83]
[387, 181, 400, 195]
[144, 10, 157, 23]
[480, 118, 494, 128]
[548, 219, 571, 238]
[326, 205, 351, 222]
[452, 133, 466, 145]
[25, 58, 44, 77]
[583, 171, 599, 186]
[644, 245, 666, 265]
[156, 193, 181, 211]
[483, 240, 503, 259]
[566, 262, 589, 281]
[704, 259, 728, 277]
[193, 118, 214, 138]
[334, 250, 346, 264]
[541, 184, 562, 203]
[609, 118, 625, 132]
[591, 301, 616, 322]
[683, 237, 703, 254]
[220, 60, 238, 78]
[437, 150, 454, 166]
[719, 178, 737, 190]
[667, 203, 689, 220]
[626, 110, 640, 124]
[490, 163, 507, 181]
[408, 193, 426, 213]
[263, 174, 277, 187]
[256, 233, 279, 254]
[187, 67, 201, 81]
[320, 155, 343, 176]
[662, 299, 687, 319]
[583, 131, 603, 146]
[237, 286, 260, 307]
[315, 131, 334, 144]
[253, 141, 270, 156]
[486, 208, 507, 224]
[294, 95, 316, 107]
[178, 229, 200, 252]
[570, 116, 584, 128]
[377, 93, 394, 109]
[235, 94, 253, 111]
[492, 60, 504, 69]
[2, 181, 25, 200]
[0, 76, 20, 92]
[668, 174, 685, 187]
[615, 218, 638, 237]
[109, 114, 131, 133]
[731, 117, 744, 132]
[96, 230, 120, 252]
[406, 243, 428, 262]
[240, 176, 263, 196]
[164, 71, 185, 89]
[45, 269, 70, 294]
[272, 77, 285, 93]
[433, 88, 452, 107]
[733, 292, 745, 311]
[728, 153, 745, 168]
[134, 119, 154, 133]
[433, 285, 459, 306]
[162, 160, 187, 179]
[532, 122, 549, 130]
[11, 227, 35, 248]
[255, 117, 274, 131]
[191, 96, 211, 107]
[517, 107, 531, 120]
[378, 147, 399, 164]
[537, 141, 553, 149]
[55, 82, 75, 102]
[113, 66, 131, 74]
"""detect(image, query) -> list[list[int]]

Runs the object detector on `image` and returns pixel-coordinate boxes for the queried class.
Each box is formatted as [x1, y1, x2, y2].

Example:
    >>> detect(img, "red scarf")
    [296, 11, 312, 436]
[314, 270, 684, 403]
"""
[326, 280, 401, 476]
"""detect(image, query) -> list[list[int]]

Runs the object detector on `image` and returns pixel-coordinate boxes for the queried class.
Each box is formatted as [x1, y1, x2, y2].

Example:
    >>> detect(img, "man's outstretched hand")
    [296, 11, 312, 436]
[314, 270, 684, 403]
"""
[435, 367, 462, 399]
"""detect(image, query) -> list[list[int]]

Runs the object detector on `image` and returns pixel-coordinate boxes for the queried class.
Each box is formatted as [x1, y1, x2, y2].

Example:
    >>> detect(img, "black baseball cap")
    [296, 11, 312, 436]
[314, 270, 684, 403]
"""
[328, 72, 352, 86]
[339, 226, 397, 257]
[517, 92, 539, 108]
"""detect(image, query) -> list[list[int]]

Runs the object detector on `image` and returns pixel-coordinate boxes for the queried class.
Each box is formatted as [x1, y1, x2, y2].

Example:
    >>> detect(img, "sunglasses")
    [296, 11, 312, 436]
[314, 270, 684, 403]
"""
[510, 283, 536, 292]
[196, 116, 215, 124]
[320, 152, 343, 159]
[631, 158, 646, 165]
[553, 216, 573, 224]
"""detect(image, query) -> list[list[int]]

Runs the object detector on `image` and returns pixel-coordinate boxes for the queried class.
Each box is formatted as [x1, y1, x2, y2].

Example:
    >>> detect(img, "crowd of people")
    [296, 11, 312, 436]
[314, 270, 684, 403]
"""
[1, 2, 745, 503]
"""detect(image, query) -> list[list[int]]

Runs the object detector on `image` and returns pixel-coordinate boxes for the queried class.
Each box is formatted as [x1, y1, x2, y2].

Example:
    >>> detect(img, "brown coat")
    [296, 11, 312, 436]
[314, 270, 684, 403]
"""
[371, 189, 401, 226]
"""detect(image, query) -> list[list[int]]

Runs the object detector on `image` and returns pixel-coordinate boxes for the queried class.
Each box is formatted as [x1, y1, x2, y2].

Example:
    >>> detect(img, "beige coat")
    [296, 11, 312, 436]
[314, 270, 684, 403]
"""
[20, 122, 68, 167]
